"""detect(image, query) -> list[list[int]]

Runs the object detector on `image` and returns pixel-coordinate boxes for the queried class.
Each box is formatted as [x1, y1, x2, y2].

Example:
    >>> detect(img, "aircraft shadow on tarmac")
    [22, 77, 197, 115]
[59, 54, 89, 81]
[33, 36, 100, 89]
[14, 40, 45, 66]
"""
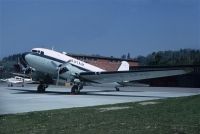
[8, 88, 166, 99]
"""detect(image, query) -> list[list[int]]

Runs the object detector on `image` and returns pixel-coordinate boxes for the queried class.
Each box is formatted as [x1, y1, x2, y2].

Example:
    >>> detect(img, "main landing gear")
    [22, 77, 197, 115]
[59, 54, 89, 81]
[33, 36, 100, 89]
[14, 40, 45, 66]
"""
[71, 84, 83, 94]
[8, 83, 13, 87]
[37, 81, 48, 93]
[115, 87, 120, 91]
[70, 79, 83, 95]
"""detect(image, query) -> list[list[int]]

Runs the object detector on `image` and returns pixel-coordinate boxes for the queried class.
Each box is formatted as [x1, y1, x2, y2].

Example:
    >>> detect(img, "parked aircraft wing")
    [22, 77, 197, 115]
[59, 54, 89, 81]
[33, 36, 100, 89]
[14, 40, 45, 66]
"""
[0, 79, 7, 82]
[79, 69, 191, 84]
[9, 81, 23, 84]
[12, 73, 30, 78]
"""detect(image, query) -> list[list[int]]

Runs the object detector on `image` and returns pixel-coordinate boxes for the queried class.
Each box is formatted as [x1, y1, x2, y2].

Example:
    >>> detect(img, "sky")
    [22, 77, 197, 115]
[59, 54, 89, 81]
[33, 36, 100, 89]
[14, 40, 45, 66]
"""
[0, 0, 199, 59]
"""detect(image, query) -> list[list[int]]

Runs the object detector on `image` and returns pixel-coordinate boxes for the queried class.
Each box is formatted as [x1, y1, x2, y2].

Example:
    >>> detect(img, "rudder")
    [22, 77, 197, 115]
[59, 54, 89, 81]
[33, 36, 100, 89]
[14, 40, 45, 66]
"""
[118, 61, 129, 71]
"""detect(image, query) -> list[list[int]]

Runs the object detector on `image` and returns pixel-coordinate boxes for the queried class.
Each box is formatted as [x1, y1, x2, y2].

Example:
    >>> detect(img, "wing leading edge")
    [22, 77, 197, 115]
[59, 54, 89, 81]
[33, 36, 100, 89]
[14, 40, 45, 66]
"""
[79, 69, 191, 84]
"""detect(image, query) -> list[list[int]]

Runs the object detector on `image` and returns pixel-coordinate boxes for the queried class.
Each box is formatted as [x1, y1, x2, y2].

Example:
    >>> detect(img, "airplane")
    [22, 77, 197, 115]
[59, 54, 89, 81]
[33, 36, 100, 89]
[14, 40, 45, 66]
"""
[0, 76, 33, 87]
[21, 48, 191, 94]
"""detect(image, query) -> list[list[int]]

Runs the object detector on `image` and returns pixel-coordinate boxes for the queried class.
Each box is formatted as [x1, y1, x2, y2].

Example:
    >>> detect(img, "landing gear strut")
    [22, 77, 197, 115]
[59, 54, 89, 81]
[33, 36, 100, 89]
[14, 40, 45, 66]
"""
[37, 81, 48, 93]
[71, 85, 79, 94]
[8, 83, 13, 87]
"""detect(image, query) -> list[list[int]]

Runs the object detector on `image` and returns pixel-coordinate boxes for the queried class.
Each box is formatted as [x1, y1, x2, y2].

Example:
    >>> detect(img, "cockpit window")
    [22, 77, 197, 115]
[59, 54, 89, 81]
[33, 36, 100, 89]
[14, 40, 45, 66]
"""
[32, 50, 37, 53]
[32, 50, 44, 55]
[41, 51, 44, 55]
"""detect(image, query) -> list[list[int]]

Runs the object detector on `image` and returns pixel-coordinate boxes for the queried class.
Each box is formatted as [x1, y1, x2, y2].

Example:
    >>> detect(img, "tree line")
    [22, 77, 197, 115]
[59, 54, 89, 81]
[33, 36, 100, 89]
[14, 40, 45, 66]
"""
[136, 49, 200, 66]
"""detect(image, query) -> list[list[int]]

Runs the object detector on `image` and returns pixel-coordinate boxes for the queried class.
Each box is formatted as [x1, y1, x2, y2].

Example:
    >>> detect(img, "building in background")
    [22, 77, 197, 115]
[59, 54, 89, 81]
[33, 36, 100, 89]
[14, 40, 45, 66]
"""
[67, 53, 139, 71]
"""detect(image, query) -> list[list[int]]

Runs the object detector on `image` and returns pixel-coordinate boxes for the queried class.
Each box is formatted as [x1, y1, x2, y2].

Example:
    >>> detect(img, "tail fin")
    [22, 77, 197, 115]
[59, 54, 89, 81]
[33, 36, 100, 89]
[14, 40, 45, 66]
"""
[118, 61, 129, 71]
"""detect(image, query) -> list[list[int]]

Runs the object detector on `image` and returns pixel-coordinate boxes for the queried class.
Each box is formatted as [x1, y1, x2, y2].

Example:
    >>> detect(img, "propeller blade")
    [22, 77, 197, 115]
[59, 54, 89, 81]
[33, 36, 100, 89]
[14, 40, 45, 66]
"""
[23, 69, 25, 86]
[56, 68, 60, 86]
[13, 64, 21, 72]
[19, 56, 27, 68]
[59, 60, 72, 68]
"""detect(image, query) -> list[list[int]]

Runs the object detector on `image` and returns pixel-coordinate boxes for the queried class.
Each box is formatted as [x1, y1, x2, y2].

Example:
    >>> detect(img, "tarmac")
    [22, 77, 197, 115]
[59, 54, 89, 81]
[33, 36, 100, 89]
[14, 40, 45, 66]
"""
[0, 83, 200, 115]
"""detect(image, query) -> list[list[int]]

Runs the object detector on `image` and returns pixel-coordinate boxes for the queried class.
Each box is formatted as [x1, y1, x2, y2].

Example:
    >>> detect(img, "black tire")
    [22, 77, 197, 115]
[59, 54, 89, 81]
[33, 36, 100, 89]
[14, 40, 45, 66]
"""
[41, 86, 46, 92]
[71, 85, 79, 94]
[79, 84, 83, 90]
[115, 87, 120, 91]
[37, 84, 46, 93]
[37, 85, 42, 93]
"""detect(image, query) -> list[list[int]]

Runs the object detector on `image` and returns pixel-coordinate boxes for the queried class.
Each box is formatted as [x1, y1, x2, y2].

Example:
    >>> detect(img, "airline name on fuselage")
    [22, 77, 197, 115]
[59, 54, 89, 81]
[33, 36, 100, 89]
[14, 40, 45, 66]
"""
[70, 59, 84, 66]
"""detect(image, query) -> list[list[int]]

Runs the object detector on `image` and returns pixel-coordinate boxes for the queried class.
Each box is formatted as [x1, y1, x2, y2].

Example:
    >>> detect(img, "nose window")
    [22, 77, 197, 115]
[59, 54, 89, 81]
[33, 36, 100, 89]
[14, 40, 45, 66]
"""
[32, 50, 37, 53]
[32, 50, 44, 55]
[41, 51, 44, 55]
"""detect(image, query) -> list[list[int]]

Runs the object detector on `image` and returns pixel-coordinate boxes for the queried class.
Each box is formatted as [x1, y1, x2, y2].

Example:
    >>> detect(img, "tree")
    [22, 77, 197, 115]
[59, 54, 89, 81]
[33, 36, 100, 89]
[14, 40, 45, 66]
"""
[127, 53, 131, 59]
[136, 49, 200, 66]
[121, 54, 126, 59]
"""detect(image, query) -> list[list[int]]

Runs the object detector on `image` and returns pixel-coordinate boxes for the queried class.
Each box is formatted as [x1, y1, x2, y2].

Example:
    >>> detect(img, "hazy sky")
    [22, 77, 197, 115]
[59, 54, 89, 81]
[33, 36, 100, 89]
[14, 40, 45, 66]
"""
[0, 0, 199, 59]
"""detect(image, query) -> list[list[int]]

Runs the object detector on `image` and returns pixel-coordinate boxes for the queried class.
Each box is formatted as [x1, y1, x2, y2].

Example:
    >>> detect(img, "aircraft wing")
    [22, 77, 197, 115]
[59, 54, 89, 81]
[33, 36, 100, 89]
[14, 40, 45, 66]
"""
[12, 73, 30, 78]
[0, 79, 7, 82]
[9, 81, 23, 84]
[79, 69, 191, 84]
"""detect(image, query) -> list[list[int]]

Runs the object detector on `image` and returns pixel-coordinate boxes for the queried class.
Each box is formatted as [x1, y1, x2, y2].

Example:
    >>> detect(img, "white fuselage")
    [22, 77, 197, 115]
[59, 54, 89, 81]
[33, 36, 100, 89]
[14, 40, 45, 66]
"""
[24, 48, 105, 80]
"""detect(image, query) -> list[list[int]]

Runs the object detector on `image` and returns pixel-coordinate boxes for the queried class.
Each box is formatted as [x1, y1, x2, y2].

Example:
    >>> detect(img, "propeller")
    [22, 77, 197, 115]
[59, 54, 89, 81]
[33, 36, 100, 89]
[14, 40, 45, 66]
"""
[14, 57, 23, 73]
[13, 57, 31, 86]
[50, 60, 71, 86]
[16, 56, 35, 81]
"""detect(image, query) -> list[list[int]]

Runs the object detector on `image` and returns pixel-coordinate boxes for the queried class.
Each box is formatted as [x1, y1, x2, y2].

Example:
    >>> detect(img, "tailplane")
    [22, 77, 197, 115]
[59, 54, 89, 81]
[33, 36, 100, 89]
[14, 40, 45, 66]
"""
[118, 61, 129, 71]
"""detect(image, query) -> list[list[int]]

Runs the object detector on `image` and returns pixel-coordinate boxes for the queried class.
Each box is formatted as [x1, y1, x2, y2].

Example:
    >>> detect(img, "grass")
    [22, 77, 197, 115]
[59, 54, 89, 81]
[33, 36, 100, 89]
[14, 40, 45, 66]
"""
[1, 95, 200, 134]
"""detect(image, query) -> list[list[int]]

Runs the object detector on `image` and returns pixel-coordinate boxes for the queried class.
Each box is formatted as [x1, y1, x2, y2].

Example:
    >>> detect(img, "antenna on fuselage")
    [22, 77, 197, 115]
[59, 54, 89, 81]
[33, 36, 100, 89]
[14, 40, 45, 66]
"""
[51, 46, 54, 50]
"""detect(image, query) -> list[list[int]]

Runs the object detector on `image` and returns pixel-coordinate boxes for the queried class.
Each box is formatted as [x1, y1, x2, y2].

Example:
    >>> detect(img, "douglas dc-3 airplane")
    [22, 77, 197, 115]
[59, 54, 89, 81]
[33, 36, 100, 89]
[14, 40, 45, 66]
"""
[21, 48, 190, 94]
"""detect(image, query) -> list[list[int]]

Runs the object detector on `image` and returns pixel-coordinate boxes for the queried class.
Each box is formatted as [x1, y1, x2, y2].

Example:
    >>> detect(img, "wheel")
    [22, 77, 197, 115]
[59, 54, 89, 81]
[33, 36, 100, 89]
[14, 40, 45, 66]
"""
[71, 85, 77, 94]
[37, 84, 42, 92]
[71, 85, 80, 94]
[41, 85, 46, 92]
[37, 84, 46, 93]
[78, 84, 83, 90]
[115, 87, 120, 91]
